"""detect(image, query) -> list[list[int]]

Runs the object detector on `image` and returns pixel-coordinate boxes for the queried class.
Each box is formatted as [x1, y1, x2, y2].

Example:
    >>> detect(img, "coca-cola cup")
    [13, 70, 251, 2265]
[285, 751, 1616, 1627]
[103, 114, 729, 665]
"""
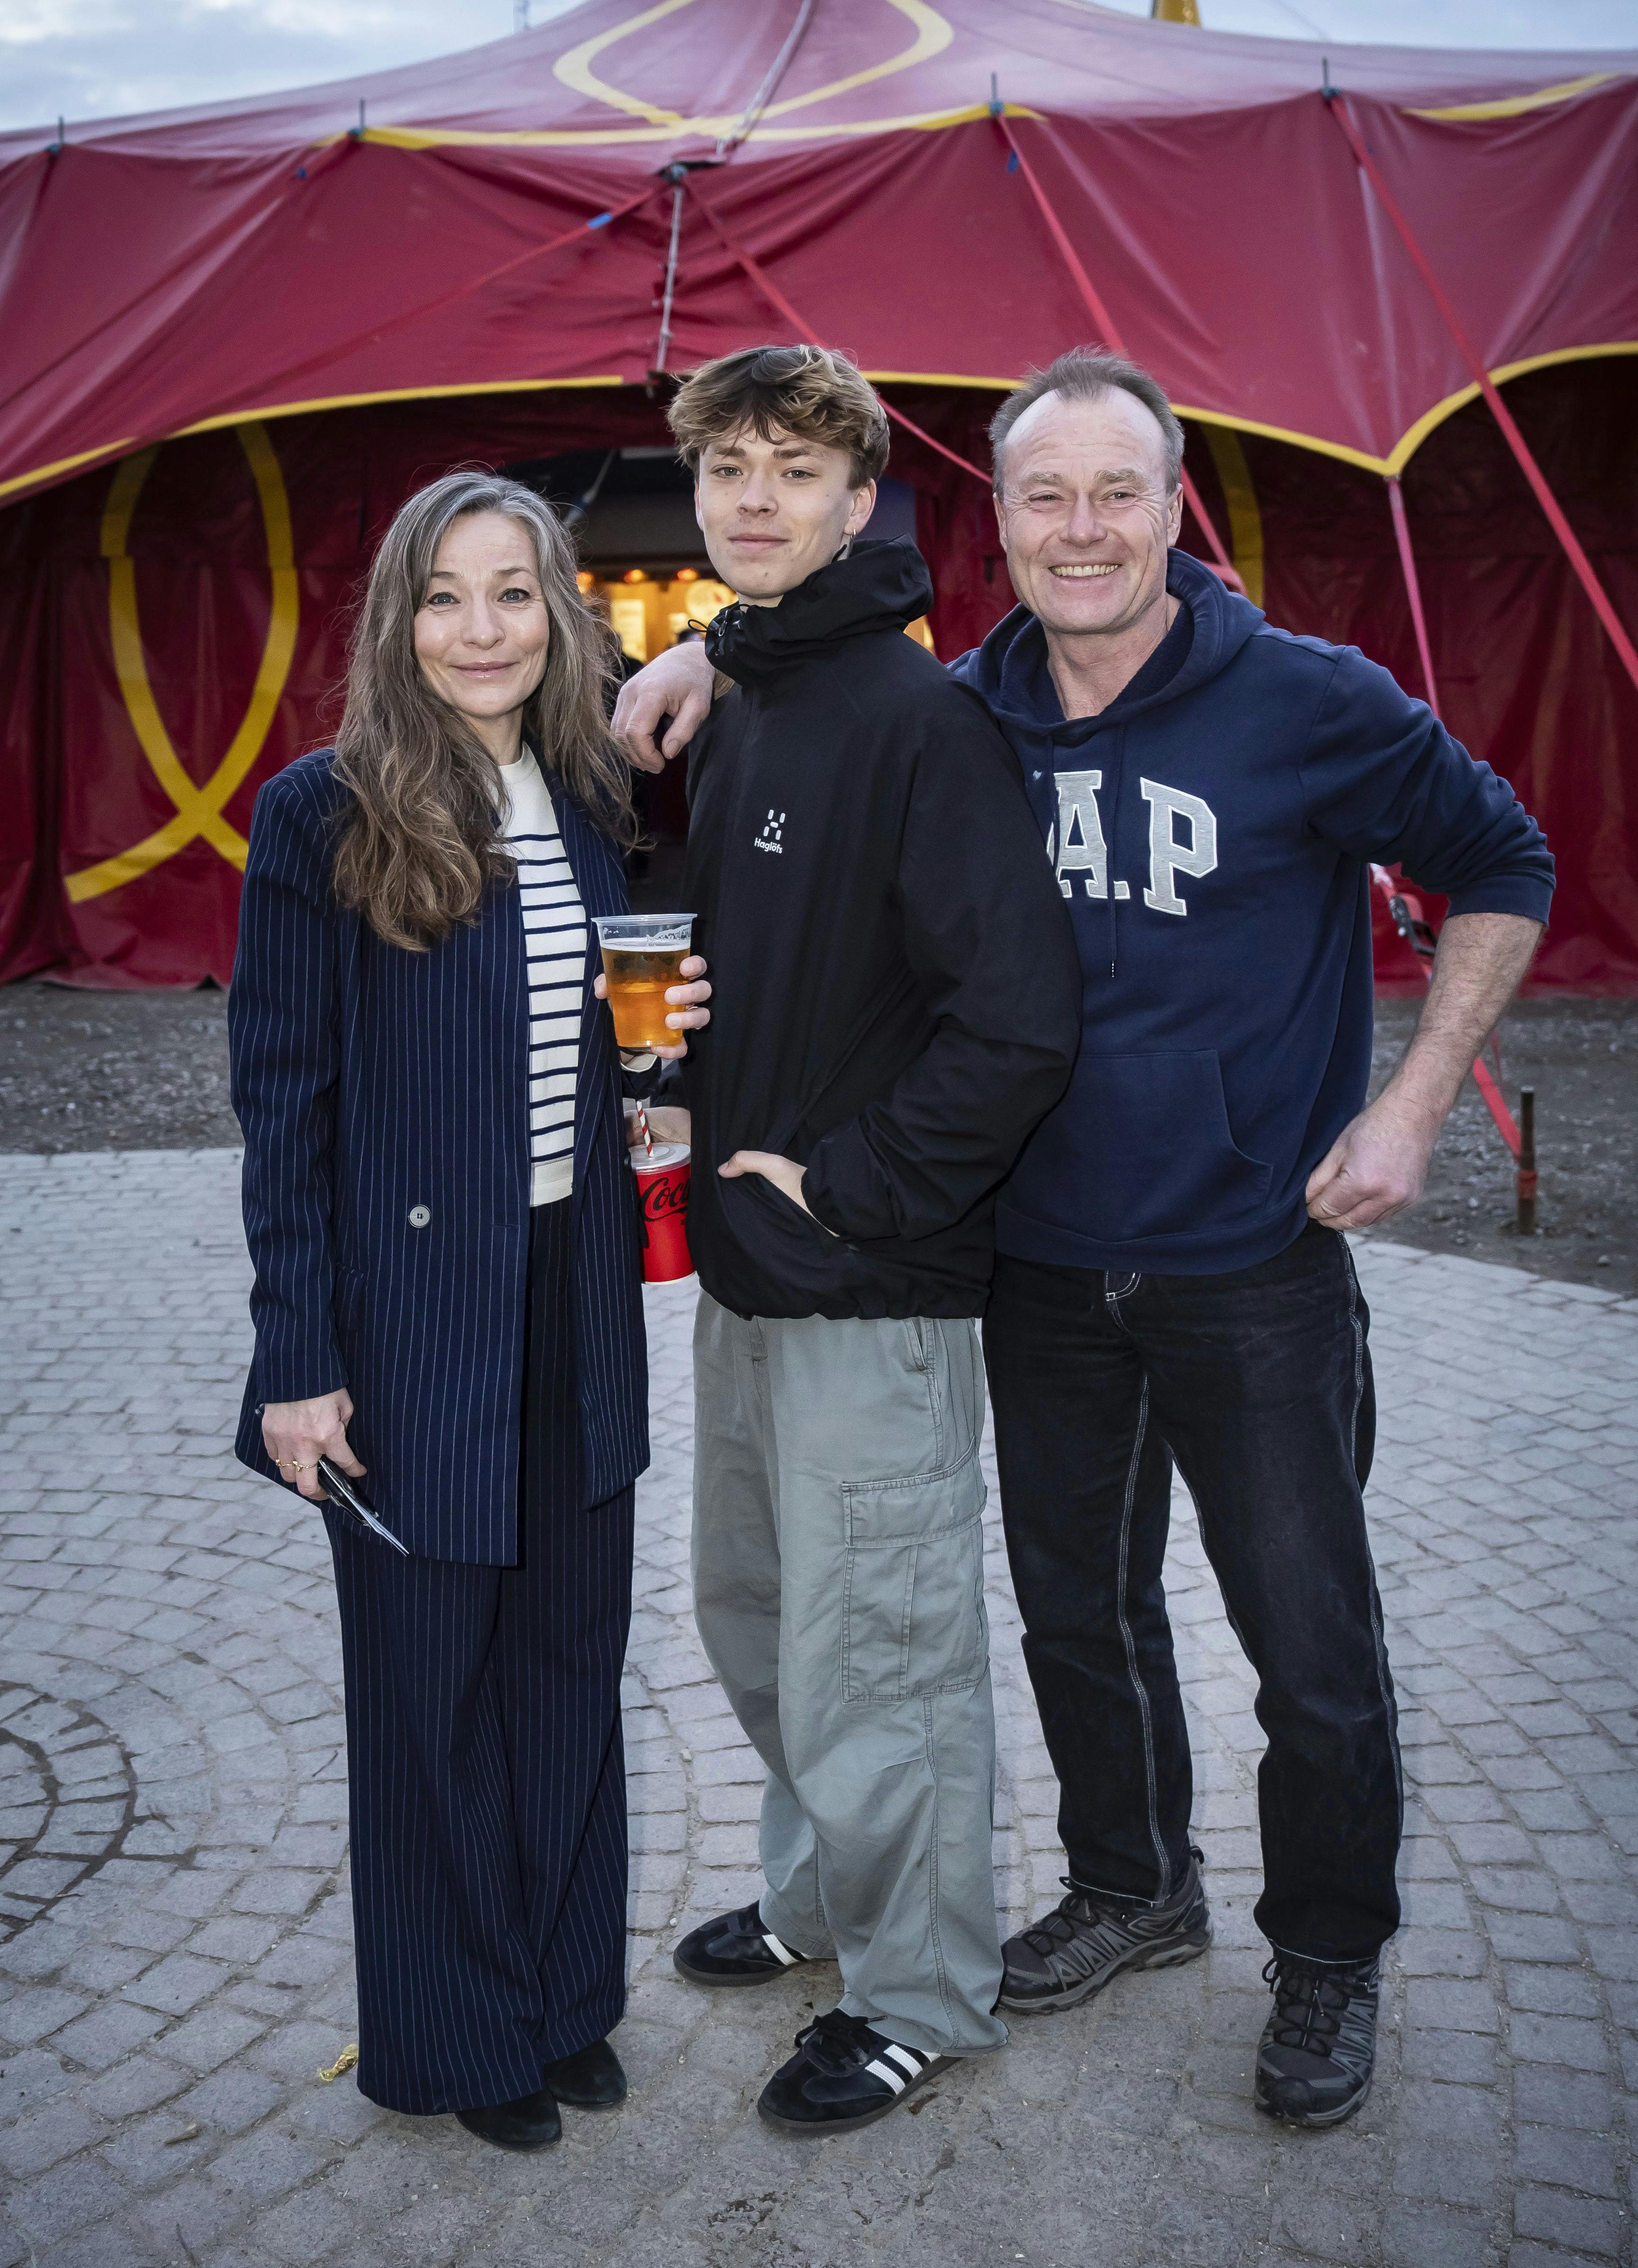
[631, 1140, 693, 1283]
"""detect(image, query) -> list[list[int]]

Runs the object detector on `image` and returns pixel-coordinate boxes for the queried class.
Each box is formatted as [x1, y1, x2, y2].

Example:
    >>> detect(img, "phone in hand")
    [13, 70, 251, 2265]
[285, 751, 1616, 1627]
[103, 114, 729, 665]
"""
[315, 1457, 410, 1557]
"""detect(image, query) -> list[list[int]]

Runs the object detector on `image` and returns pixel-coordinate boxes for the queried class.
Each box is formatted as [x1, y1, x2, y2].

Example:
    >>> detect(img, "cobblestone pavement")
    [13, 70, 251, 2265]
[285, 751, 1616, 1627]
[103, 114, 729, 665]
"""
[1, 1150, 1635, 2268]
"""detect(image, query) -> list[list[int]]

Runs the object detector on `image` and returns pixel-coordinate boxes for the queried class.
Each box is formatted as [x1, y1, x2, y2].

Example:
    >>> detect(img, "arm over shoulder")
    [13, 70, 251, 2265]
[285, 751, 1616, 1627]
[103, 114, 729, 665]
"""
[1296, 647, 1554, 921]
[228, 759, 349, 1405]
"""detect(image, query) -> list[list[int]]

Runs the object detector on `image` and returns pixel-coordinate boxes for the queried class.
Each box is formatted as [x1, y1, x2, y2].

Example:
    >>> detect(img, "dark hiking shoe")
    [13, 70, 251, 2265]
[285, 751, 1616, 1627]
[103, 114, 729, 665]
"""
[542, 2037, 626, 2108]
[456, 2085, 560, 2151]
[674, 1901, 822, 1986]
[1255, 1954, 1380, 2128]
[999, 1854, 1212, 2013]
[758, 2009, 945, 2135]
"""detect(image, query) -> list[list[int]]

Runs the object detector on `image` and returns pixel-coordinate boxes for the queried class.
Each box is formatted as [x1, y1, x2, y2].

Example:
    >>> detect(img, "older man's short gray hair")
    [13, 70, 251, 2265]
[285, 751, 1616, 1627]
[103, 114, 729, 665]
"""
[990, 348, 1185, 494]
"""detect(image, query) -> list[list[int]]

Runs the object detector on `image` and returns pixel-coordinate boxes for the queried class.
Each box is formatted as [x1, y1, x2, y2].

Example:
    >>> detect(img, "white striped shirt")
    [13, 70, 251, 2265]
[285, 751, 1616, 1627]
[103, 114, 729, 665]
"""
[497, 750, 585, 1208]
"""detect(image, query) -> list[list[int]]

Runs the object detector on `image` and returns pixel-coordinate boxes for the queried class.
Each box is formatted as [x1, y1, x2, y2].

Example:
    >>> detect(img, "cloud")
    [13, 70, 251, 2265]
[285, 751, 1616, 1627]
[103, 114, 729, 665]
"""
[1, 0, 1631, 136]
[0, 0, 577, 131]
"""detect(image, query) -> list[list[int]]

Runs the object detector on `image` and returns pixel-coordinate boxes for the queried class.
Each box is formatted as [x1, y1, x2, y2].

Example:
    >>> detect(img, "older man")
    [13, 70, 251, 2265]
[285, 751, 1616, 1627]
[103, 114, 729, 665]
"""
[618, 347, 1553, 2128]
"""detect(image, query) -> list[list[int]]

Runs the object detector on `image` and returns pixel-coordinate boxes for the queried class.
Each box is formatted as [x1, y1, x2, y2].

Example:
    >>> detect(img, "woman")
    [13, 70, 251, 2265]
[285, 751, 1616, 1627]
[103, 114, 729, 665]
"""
[229, 471, 708, 2151]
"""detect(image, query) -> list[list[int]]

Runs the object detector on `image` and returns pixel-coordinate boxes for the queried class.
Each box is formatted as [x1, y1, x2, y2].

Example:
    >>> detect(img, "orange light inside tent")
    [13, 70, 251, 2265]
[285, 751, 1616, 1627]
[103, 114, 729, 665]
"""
[576, 571, 595, 591]
[675, 567, 698, 582]
[622, 568, 647, 583]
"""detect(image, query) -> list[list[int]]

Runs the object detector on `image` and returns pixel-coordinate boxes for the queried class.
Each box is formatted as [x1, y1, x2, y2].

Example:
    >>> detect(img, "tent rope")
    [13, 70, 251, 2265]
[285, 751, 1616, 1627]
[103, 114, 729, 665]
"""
[683, 180, 994, 486]
[988, 109, 1242, 590]
[1385, 476, 1440, 718]
[1326, 88, 1638, 697]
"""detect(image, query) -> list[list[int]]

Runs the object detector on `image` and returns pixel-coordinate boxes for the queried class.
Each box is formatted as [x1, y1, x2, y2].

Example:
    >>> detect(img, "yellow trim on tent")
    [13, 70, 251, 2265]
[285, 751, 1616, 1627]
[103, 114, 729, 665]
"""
[6, 346, 1636, 513]
[350, 99, 1036, 149]
[553, 0, 953, 134]
[1173, 343, 1638, 477]
[0, 438, 138, 503]
[171, 374, 626, 441]
[64, 421, 299, 903]
[1201, 425, 1263, 607]
[1406, 72, 1619, 122]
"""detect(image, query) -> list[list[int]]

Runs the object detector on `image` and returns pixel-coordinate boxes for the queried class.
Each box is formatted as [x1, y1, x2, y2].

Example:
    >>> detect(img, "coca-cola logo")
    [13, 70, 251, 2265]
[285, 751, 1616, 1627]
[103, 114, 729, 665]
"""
[642, 1175, 690, 1223]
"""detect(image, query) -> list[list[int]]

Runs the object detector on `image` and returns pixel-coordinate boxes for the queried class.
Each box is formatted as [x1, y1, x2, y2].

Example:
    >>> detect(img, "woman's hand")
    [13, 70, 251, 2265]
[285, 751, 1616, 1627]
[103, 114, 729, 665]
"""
[597, 953, 711, 1061]
[262, 1391, 364, 1504]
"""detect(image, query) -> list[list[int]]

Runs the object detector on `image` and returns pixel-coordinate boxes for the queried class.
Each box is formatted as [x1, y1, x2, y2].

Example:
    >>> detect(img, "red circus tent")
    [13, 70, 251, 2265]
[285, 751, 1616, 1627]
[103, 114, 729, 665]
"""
[0, 0, 1634, 988]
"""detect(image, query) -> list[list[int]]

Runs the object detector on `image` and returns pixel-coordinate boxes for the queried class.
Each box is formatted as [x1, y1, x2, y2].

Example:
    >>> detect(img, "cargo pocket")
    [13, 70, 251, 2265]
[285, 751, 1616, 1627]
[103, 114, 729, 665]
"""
[841, 1441, 989, 1703]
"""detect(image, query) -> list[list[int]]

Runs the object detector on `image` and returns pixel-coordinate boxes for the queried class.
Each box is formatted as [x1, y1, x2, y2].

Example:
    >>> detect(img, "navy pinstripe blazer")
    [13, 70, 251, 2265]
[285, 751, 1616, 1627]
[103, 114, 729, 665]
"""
[229, 749, 649, 1563]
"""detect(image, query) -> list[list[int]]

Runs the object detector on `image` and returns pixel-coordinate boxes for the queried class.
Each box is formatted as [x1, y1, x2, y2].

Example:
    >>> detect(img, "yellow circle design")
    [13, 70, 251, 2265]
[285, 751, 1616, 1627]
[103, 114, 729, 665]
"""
[64, 420, 299, 904]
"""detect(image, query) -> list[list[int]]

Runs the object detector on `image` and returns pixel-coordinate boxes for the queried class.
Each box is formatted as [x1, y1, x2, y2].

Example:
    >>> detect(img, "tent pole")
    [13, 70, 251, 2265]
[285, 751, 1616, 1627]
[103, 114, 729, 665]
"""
[1327, 90, 1638, 697]
[990, 110, 1242, 589]
[684, 183, 992, 485]
[654, 186, 685, 374]
[1386, 475, 1440, 718]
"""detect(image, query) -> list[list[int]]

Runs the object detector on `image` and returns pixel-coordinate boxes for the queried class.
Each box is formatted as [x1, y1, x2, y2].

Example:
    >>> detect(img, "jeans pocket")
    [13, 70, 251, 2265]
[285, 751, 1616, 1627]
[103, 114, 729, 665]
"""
[841, 1441, 989, 1703]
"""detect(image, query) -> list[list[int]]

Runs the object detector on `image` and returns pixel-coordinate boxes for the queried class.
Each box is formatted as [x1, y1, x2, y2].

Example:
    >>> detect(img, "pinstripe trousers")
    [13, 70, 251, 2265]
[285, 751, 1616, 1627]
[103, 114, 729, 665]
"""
[326, 1199, 635, 2116]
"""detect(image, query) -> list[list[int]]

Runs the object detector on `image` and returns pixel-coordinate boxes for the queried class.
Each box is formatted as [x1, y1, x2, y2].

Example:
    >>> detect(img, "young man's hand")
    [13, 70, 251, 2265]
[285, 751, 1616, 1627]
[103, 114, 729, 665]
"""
[613, 644, 718, 771]
[720, 1150, 814, 1214]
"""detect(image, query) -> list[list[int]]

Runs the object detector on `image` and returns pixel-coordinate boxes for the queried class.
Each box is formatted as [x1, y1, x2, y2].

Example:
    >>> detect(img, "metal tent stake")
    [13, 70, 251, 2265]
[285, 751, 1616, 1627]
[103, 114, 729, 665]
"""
[1517, 1088, 1537, 1235]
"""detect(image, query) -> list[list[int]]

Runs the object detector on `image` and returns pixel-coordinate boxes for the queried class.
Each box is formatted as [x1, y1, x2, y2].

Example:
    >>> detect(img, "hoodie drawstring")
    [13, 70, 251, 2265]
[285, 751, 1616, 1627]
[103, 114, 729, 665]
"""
[1106, 724, 1128, 981]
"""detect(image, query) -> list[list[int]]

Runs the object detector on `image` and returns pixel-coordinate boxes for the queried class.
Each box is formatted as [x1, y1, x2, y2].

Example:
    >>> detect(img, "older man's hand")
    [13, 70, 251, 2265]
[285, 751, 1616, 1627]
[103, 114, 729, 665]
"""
[1305, 1088, 1442, 1232]
[613, 643, 718, 771]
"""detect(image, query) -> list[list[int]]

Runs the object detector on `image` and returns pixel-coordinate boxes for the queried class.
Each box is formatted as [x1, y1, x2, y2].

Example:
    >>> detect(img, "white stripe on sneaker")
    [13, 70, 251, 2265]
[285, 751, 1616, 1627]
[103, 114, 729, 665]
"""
[761, 1932, 801, 1967]
[865, 2058, 908, 2095]
[883, 2044, 924, 2078]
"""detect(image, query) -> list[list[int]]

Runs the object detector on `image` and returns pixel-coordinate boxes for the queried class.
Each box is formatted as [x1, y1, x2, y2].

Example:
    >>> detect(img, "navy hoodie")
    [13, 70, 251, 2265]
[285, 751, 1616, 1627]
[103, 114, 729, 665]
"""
[949, 549, 1555, 1276]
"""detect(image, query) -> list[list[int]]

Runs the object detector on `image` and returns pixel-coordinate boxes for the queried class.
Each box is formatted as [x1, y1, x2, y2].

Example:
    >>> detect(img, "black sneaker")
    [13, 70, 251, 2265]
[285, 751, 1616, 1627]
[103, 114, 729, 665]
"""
[1255, 1953, 1380, 2128]
[757, 2009, 945, 2135]
[999, 1854, 1212, 2013]
[674, 1901, 820, 1987]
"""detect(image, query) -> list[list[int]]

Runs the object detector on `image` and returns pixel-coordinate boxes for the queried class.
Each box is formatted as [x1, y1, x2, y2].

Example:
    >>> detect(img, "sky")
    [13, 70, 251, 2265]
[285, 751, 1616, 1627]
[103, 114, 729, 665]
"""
[2, 0, 1634, 135]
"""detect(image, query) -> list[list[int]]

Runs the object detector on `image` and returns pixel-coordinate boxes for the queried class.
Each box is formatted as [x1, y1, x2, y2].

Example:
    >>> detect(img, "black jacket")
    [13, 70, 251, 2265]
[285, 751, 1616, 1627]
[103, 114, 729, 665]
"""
[680, 538, 1080, 1321]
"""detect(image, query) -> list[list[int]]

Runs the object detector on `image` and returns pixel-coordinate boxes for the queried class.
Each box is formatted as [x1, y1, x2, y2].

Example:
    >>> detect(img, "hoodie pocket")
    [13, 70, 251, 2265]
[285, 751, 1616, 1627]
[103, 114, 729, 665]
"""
[1028, 1048, 1272, 1247]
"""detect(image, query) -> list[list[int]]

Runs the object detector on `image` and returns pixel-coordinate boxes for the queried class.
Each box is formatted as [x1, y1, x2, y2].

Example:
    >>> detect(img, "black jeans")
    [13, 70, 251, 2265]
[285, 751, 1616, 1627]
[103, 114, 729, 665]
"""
[983, 1221, 1401, 1964]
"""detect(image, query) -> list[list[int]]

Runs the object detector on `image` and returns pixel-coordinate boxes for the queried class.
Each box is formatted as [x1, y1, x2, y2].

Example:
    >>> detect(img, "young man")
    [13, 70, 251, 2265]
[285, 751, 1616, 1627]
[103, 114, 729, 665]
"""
[654, 345, 1080, 2135]
[619, 348, 1553, 2130]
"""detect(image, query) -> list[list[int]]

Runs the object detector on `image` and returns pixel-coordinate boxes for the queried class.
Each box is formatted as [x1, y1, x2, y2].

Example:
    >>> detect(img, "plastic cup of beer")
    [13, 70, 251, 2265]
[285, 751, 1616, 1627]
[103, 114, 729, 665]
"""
[594, 914, 697, 1052]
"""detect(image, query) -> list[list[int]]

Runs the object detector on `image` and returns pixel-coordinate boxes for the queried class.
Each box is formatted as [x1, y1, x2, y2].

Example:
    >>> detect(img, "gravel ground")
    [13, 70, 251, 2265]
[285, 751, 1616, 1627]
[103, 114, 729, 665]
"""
[2, 981, 1632, 1295]
[1365, 999, 1637, 1300]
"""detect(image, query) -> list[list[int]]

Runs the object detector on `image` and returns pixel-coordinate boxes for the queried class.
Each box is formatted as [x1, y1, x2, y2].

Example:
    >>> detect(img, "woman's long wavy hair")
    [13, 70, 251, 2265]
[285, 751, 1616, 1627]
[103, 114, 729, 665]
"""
[331, 470, 635, 950]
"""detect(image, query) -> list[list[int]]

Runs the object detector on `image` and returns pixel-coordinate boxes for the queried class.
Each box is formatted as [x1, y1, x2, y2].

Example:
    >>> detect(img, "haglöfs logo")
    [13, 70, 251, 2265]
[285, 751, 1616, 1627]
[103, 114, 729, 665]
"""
[754, 809, 785, 855]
